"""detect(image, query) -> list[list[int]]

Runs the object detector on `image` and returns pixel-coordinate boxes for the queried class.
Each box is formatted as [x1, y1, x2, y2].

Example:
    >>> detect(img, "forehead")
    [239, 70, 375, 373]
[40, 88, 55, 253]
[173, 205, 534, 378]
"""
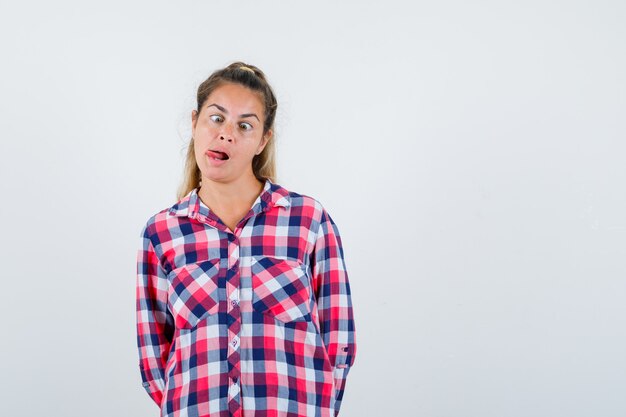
[204, 82, 264, 113]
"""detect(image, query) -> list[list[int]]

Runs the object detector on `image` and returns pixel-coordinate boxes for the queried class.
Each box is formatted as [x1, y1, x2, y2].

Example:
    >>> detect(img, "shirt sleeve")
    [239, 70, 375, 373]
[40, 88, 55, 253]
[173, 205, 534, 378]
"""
[136, 223, 175, 406]
[311, 208, 357, 416]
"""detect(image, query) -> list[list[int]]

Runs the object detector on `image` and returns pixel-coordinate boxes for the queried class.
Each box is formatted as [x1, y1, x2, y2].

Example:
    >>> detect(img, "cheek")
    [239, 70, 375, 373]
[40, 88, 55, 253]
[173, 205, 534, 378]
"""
[193, 141, 207, 164]
[193, 132, 210, 153]
[193, 149, 203, 169]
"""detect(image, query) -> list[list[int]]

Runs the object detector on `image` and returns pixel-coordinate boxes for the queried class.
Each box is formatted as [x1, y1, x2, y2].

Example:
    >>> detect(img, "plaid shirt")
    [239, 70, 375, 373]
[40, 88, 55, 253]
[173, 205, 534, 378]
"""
[136, 178, 356, 417]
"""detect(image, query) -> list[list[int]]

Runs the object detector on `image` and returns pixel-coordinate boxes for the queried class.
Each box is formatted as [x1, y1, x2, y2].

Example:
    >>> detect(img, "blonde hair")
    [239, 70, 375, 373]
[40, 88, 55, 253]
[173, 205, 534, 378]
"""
[176, 62, 278, 200]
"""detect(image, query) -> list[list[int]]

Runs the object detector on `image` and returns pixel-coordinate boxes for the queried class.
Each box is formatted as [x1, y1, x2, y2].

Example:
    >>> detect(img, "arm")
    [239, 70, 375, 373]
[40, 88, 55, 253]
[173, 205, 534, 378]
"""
[136, 223, 174, 406]
[311, 208, 357, 416]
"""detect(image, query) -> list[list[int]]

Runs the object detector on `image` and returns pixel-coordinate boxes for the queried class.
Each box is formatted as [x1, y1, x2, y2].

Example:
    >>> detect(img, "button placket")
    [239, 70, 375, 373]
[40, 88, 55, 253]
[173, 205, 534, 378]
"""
[226, 233, 242, 415]
[230, 335, 240, 349]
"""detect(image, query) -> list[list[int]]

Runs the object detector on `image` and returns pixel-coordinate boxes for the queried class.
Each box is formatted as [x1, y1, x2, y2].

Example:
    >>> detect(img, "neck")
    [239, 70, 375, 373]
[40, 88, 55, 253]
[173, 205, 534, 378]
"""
[198, 175, 264, 210]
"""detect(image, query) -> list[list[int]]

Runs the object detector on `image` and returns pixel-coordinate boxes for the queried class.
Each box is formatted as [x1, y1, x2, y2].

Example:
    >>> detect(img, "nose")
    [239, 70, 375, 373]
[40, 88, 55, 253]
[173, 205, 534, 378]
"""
[219, 121, 235, 142]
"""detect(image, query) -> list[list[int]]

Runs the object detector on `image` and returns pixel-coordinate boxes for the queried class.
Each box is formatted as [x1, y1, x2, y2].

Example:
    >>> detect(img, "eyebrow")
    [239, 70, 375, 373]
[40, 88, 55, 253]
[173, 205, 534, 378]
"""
[207, 103, 260, 122]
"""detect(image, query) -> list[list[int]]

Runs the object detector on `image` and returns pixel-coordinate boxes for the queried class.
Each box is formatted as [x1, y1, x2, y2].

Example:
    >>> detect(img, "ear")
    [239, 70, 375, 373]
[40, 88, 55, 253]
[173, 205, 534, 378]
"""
[191, 109, 198, 130]
[257, 129, 272, 155]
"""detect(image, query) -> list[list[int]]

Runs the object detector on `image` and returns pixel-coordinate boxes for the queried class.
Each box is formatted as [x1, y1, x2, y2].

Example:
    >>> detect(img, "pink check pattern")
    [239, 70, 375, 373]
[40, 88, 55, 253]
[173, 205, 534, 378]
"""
[136, 178, 356, 417]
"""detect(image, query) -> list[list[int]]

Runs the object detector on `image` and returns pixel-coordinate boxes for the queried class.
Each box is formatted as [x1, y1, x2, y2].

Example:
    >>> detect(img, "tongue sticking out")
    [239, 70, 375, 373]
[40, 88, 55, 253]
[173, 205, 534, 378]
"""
[207, 150, 229, 160]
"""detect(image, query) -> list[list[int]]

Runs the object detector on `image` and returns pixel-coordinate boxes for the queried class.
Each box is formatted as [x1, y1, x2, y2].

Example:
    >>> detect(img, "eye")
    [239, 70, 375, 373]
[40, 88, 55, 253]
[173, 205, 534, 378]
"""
[239, 122, 253, 131]
[209, 114, 223, 123]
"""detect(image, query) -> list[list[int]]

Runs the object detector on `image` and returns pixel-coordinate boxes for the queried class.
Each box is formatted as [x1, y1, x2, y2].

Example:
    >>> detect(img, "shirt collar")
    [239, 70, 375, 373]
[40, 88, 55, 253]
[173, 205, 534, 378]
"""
[168, 178, 291, 219]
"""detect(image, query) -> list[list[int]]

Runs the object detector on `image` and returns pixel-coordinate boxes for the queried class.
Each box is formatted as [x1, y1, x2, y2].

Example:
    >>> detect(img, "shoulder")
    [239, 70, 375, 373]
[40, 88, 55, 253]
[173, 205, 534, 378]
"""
[288, 190, 322, 210]
[138, 207, 171, 244]
[277, 184, 333, 227]
[278, 184, 326, 216]
[138, 193, 190, 242]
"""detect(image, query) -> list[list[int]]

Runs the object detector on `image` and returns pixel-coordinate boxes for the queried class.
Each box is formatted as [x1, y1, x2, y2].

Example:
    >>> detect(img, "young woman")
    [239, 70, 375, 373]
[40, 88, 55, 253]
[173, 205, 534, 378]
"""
[136, 62, 356, 417]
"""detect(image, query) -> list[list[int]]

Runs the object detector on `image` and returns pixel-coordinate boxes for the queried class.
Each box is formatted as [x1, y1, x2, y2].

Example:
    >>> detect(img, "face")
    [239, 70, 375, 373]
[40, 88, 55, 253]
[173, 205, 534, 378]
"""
[191, 82, 271, 184]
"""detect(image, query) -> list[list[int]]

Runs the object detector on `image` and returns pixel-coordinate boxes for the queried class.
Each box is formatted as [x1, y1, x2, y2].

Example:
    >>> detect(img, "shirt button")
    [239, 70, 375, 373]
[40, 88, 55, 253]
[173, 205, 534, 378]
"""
[231, 299, 239, 308]
[233, 377, 238, 384]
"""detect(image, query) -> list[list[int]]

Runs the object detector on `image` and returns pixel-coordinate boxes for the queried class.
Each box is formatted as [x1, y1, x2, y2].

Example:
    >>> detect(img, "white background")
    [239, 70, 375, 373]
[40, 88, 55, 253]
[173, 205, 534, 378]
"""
[1, 1, 625, 416]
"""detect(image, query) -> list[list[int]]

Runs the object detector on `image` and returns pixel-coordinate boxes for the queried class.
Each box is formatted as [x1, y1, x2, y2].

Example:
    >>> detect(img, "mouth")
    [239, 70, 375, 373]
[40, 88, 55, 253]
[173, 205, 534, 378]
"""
[206, 149, 230, 160]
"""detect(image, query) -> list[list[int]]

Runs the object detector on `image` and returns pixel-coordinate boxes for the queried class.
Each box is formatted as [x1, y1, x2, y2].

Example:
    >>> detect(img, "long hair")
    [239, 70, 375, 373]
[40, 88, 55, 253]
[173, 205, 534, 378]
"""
[176, 61, 278, 200]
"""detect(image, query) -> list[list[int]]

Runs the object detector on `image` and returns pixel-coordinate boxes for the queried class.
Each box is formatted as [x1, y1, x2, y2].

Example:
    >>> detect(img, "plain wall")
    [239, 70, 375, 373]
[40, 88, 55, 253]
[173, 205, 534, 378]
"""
[1, 1, 624, 416]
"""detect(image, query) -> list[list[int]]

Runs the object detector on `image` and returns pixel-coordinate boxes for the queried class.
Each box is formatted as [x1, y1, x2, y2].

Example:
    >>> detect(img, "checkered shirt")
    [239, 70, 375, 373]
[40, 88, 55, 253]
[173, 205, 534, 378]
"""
[136, 178, 356, 417]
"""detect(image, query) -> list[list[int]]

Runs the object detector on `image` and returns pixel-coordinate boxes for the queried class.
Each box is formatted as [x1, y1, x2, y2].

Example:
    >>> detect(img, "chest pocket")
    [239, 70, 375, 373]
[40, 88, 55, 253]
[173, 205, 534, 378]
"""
[250, 256, 312, 323]
[167, 259, 221, 329]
